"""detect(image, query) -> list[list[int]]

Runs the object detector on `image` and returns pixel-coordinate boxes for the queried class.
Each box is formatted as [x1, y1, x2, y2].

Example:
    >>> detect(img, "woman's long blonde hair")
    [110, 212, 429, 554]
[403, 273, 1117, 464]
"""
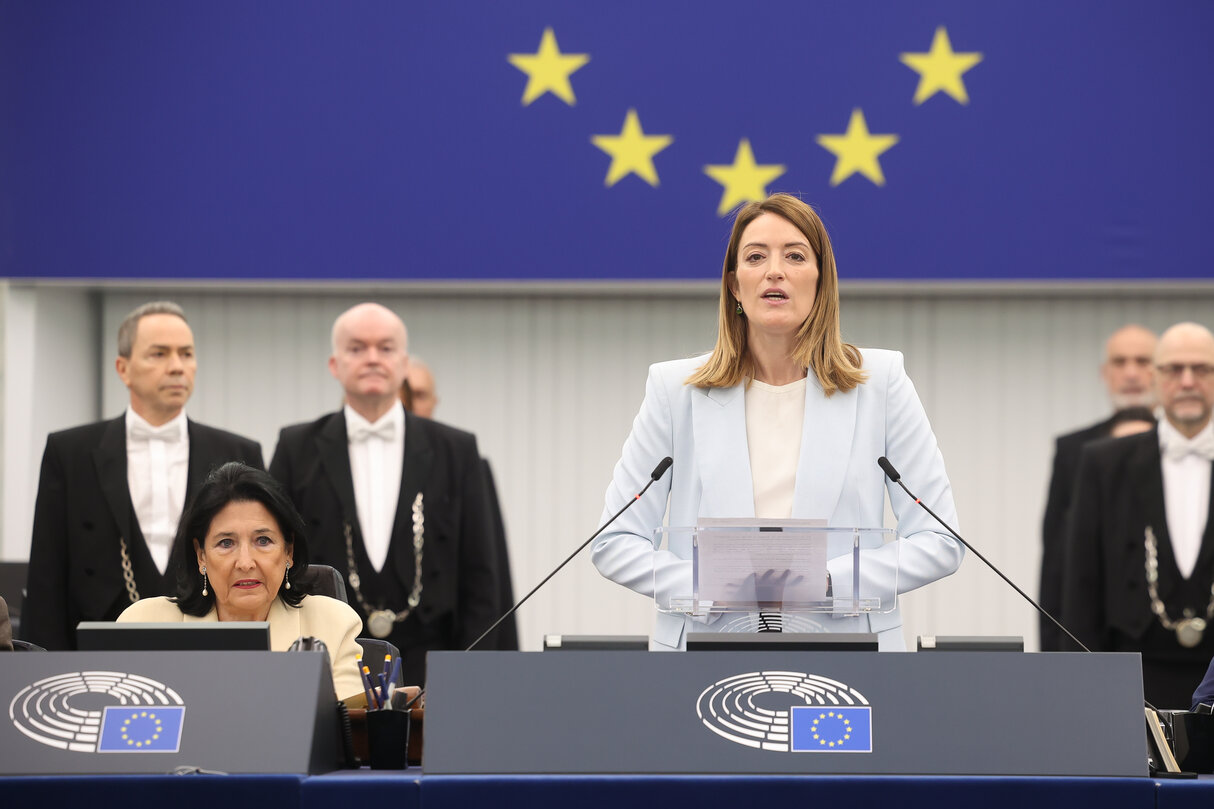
[685, 193, 866, 395]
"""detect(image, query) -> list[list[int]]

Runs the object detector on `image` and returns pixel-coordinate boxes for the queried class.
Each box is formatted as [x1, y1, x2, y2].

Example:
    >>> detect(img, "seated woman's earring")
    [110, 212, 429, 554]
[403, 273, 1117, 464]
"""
[284, 562, 292, 590]
[201, 566, 209, 597]
[735, 299, 743, 315]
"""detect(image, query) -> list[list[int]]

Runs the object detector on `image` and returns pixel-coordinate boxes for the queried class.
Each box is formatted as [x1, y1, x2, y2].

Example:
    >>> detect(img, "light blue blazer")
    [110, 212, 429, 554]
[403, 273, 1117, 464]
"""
[591, 349, 963, 650]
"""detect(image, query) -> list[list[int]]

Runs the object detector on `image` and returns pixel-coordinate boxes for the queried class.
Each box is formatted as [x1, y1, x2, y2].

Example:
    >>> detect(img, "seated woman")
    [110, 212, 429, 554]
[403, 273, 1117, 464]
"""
[119, 462, 365, 700]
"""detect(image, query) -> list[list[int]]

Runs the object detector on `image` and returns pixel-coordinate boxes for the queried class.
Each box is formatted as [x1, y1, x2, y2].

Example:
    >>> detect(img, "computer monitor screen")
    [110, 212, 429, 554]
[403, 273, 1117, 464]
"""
[75, 621, 272, 651]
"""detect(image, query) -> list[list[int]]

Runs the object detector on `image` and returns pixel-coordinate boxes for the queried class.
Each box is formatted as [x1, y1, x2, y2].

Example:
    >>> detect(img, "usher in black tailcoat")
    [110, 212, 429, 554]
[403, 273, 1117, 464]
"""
[270, 410, 499, 686]
[1062, 429, 1214, 709]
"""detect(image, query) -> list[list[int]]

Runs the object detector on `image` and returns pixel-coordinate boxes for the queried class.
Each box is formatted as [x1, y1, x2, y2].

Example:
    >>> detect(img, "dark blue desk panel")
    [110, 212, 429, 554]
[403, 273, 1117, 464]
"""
[3, 774, 302, 809]
[301, 771, 420, 809]
[1155, 775, 1214, 809]
[8, 772, 1214, 808]
[417, 775, 1157, 809]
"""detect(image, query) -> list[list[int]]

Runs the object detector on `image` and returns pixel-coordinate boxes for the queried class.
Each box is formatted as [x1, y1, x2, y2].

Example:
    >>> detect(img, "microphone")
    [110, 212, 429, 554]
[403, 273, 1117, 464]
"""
[875, 455, 1091, 655]
[402, 456, 674, 710]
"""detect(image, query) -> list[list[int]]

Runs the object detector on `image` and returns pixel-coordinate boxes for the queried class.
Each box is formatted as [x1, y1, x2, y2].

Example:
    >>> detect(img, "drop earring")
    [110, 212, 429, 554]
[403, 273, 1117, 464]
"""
[284, 562, 292, 590]
[735, 300, 743, 315]
[201, 566, 209, 597]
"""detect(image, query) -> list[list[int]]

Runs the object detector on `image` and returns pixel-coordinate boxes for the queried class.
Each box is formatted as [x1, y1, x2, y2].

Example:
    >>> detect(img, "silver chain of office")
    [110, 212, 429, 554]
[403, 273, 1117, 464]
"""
[118, 536, 141, 603]
[345, 492, 424, 638]
[1145, 526, 1214, 648]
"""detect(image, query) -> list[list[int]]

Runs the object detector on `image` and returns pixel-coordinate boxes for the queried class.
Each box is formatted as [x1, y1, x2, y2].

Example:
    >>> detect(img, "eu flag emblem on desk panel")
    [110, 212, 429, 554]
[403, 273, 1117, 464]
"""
[98, 706, 185, 753]
[791, 706, 872, 753]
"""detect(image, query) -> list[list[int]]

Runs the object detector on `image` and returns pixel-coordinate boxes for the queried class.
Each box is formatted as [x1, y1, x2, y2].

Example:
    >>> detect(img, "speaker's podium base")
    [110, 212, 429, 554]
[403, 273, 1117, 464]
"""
[1, 651, 337, 774]
[425, 650, 1146, 776]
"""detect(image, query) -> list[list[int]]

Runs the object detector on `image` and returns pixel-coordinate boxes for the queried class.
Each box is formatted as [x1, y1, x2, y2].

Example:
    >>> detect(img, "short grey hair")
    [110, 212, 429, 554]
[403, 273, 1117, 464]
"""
[117, 301, 188, 358]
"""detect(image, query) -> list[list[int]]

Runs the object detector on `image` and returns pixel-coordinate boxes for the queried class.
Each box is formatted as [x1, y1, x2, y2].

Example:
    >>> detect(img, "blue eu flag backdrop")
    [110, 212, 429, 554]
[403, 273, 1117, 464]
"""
[98, 706, 185, 753]
[1, 1, 1211, 281]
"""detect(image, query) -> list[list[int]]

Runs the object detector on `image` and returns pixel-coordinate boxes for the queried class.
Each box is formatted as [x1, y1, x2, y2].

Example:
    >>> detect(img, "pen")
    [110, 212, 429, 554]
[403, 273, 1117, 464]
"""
[377, 672, 389, 709]
[363, 665, 380, 709]
[387, 655, 402, 693]
[381, 655, 393, 707]
[356, 653, 377, 709]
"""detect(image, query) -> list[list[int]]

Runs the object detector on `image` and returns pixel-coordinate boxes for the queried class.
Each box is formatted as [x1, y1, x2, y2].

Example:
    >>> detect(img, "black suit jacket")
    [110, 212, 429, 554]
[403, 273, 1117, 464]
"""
[1039, 417, 1114, 650]
[269, 411, 499, 684]
[1062, 429, 1214, 653]
[482, 459, 518, 651]
[23, 416, 264, 650]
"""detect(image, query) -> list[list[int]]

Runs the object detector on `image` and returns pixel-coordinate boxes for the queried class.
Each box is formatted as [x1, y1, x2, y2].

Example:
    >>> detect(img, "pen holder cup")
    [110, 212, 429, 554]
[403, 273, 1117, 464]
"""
[366, 709, 411, 770]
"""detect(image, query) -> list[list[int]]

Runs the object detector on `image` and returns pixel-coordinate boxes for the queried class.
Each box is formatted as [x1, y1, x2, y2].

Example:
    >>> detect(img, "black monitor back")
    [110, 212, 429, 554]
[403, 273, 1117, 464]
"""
[687, 632, 878, 651]
[75, 621, 271, 651]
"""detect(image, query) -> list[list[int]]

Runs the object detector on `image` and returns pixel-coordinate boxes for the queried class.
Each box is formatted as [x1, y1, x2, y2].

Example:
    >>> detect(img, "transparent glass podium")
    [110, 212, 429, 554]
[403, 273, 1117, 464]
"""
[655, 522, 897, 634]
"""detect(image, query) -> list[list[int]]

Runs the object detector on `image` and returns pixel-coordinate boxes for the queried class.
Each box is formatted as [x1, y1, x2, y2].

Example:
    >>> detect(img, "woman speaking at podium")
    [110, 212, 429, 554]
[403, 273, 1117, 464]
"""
[592, 194, 963, 651]
[118, 463, 366, 699]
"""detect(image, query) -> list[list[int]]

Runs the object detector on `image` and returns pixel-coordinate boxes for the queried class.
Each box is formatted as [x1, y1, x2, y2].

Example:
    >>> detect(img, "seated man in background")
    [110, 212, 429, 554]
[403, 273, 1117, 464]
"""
[23, 301, 264, 650]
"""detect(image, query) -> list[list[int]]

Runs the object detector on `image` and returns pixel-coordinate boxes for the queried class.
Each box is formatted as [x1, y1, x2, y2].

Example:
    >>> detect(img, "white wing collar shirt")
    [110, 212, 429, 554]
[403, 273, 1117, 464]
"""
[125, 408, 189, 574]
[1158, 417, 1214, 579]
[345, 401, 405, 572]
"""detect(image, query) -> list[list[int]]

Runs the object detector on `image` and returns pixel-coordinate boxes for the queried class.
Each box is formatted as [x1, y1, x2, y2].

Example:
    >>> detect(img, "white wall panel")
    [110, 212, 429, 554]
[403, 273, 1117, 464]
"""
[5, 283, 1212, 652]
[1, 286, 99, 561]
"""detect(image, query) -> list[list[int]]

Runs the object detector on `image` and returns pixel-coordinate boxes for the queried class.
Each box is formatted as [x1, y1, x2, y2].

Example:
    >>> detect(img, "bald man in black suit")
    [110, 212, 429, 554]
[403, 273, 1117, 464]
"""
[271, 303, 498, 686]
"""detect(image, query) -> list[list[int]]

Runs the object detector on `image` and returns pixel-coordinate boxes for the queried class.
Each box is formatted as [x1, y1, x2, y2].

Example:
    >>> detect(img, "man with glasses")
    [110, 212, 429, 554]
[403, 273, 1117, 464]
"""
[1063, 323, 1214, 708]
[1040, 325, 1157, 651]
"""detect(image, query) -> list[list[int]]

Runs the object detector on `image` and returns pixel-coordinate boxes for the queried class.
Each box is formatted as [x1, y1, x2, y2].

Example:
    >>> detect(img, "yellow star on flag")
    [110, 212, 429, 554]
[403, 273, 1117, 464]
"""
[703, 139, 786, 216]
[507, 27, 589, 106]
[591, 109, 673, 187]
[815, 109, 899, 186]
[899, 26, 983, 105]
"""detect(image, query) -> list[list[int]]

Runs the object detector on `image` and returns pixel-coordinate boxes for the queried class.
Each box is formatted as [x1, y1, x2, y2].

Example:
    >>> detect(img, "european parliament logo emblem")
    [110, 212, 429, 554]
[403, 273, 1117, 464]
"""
[696, 671, 873, 753]
[9, 671, 186, 753]
[98, 706, 185, 753]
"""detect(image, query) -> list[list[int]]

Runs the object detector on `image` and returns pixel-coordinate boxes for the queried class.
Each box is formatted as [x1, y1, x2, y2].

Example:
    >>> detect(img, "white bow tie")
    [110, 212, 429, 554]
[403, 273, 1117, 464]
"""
[349, 420, 396, 443]
[1162, 432, 1214, 463]
[129, 419, 184, 444]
